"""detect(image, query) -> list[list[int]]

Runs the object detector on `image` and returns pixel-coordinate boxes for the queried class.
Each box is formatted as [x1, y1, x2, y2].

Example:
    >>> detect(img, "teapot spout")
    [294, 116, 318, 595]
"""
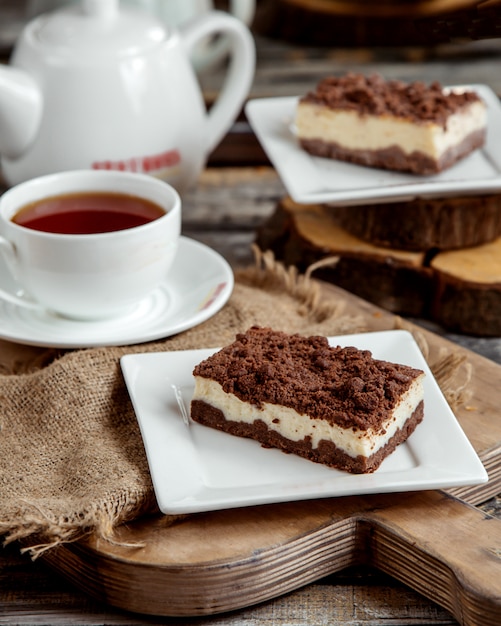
[0, 65, 42, 159]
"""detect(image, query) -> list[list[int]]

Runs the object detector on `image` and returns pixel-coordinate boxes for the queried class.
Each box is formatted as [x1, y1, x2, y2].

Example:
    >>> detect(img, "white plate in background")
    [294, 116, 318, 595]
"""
[245, 84, 501, 205]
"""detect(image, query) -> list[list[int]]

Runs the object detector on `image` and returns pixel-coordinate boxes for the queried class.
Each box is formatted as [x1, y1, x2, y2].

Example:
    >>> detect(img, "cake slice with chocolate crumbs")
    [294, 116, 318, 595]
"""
[190, 326, 425, 474]
[295, 73, 486, 175]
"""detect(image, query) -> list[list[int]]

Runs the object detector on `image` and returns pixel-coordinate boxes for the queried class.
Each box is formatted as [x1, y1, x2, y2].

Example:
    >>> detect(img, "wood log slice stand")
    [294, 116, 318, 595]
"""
[256, 196, 501, 336]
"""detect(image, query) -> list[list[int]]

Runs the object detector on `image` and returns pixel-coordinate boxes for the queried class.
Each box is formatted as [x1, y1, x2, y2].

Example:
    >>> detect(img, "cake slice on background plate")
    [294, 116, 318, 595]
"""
[295, 73, 487, 175]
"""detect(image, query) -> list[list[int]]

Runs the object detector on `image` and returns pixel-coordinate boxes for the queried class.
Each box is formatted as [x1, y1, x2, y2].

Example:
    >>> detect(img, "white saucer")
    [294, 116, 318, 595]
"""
[121, 330, 487, 515]
[0, 237, 233, 349]
[245, 84, 501, 206]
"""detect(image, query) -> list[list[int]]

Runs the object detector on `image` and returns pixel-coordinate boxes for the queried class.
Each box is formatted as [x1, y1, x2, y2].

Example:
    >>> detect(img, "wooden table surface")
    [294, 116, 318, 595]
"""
[2, 2, 501, 624]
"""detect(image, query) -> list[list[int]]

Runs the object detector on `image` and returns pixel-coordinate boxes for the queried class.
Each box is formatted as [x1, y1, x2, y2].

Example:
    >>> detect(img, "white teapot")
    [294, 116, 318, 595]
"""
[0, 0, 255, 190]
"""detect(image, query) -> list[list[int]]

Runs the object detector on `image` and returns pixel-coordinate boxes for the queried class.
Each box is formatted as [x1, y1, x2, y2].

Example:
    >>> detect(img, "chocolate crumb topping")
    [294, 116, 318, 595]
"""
[192, 326, 424, 431]
[300, 73, 482, 127]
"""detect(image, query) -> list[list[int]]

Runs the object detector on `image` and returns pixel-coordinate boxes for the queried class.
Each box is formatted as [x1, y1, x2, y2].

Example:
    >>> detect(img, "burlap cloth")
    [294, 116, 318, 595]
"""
[0, 250, 471, 558]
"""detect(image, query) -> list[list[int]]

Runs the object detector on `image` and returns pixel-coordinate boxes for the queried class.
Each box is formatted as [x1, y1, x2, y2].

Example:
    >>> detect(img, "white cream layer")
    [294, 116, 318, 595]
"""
[192, 374, 425, 459]
[295, 100, 486, 159]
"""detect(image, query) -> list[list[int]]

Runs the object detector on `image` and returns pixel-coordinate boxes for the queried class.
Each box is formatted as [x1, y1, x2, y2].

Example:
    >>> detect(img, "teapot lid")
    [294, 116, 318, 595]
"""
[25, 0, 170, 60]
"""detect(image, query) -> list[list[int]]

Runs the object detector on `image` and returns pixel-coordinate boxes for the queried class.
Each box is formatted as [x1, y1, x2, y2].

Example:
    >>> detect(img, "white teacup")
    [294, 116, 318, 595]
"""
[0, 170, 181, 320]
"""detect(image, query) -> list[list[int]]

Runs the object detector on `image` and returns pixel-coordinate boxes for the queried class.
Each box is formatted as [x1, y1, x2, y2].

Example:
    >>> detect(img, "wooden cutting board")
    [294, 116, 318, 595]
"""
[39, 284, 501, 623]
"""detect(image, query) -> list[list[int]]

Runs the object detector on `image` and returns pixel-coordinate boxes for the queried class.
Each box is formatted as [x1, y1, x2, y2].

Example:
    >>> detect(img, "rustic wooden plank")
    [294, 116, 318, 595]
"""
[182, 167, 285, 229]
[181, 166, 285, 267]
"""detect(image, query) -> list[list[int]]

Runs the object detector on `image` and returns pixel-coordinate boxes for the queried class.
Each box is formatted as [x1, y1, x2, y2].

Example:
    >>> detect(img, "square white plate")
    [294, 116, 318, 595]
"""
[245, 84, 501, 206]
[121, 330, 487, 514]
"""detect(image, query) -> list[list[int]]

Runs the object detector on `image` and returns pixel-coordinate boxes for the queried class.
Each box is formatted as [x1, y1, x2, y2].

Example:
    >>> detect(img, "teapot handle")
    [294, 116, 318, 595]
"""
[180, 11, 255, 155]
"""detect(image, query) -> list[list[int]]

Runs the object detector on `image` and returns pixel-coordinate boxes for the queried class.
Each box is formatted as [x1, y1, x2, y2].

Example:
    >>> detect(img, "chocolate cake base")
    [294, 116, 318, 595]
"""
[191, 399, 424, 474]
[299, 128, 485, 175]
